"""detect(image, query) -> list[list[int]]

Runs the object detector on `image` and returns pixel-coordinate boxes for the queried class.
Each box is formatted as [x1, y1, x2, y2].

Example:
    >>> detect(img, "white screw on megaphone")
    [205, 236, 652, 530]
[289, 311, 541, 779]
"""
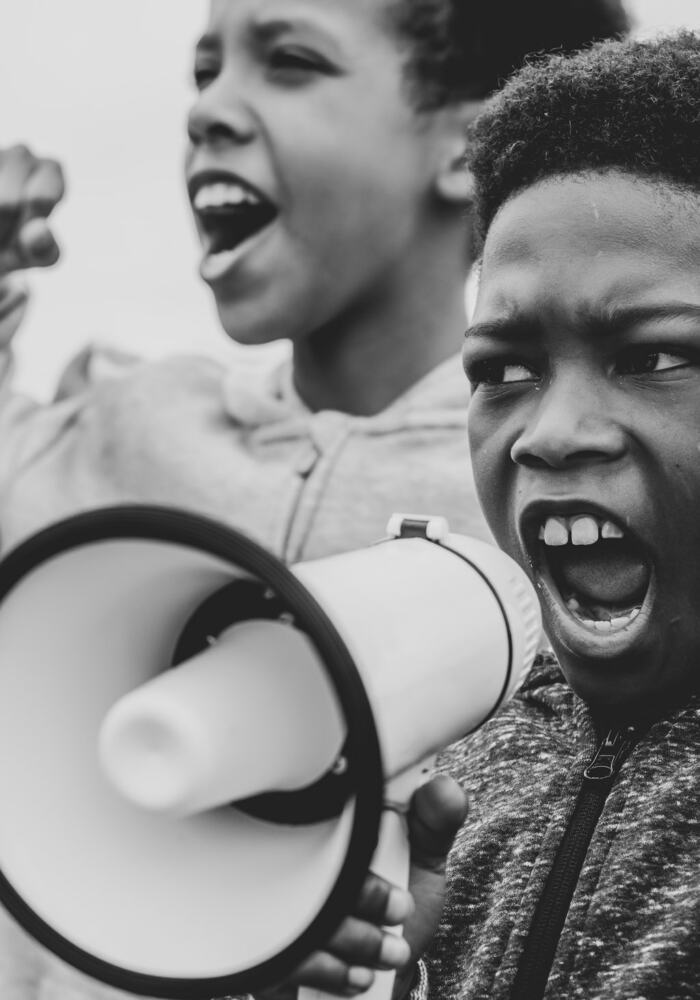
[0, 507, 541, 1000]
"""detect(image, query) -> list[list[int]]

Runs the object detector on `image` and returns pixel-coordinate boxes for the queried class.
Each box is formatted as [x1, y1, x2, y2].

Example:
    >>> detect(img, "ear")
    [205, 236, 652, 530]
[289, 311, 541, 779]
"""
[433, 101, 482, 205]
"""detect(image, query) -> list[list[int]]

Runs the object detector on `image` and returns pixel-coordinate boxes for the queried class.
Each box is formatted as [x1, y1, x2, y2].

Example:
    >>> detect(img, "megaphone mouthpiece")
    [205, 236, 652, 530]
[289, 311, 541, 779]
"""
[99, 619, 346, 817]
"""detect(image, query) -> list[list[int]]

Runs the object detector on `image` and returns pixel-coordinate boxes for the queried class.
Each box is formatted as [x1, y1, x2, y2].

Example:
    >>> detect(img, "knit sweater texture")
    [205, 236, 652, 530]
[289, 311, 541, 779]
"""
[430, 653, 700, 1000]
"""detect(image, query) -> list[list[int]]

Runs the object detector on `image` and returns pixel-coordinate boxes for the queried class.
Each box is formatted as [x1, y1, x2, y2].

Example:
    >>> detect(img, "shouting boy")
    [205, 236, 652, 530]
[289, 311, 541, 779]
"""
[284, 28, 700, 1000]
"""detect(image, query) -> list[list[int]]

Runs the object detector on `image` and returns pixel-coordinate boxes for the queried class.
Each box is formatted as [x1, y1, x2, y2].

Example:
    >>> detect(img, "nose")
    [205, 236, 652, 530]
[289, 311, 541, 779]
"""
[510, 373, 627, 470]
[187, 74, 256, 148]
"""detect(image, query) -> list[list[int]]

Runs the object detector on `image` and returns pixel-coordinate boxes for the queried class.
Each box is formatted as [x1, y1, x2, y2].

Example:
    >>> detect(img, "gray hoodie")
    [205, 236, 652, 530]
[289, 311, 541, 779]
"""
[431, 654, 700, 1000]
[0, 343, 489, 559]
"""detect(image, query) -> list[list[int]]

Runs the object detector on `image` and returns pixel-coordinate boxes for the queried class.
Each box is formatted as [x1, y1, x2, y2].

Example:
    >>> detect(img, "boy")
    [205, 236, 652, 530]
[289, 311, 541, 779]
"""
[0, 0, 628, 559]
[0, 3, 631, 999]
[294, 29, 700, 1000]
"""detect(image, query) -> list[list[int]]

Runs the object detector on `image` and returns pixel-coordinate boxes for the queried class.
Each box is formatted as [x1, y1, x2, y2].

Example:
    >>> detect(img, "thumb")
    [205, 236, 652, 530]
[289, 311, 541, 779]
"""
[407, 774, 468, 872]
[18, 217, 60, 268]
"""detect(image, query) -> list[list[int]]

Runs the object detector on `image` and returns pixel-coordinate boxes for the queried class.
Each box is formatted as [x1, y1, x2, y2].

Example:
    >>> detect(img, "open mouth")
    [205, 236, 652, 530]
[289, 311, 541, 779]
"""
[192, 179, 278, 259]
[531, 512, 652, 634]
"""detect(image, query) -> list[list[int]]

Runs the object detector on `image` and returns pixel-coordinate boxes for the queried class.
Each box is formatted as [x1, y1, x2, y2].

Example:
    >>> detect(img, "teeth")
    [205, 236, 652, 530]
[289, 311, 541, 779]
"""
[611, 608, 640, 626]
[541, 516, 569, 546]
[570, 516, 599, 546]
[565, 597, 640, 631]
[601, 520, 624, 539]
[193, 182, 261, 211]
[540, 514, 626, 547]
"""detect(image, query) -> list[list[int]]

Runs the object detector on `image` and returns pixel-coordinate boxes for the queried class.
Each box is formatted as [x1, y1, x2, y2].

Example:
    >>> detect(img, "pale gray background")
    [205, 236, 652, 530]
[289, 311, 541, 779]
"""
[2, 0, 699, 397]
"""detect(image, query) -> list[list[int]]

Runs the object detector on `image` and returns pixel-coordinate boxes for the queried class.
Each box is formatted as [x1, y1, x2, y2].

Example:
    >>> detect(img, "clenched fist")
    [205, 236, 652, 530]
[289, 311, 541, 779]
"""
[0, 144, 65, 275]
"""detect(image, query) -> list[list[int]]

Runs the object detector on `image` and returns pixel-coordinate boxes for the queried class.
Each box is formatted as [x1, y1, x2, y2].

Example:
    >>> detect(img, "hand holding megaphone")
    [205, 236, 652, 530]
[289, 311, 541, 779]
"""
[267, 774, 468, 1000]
[0, 506, 541, 1000]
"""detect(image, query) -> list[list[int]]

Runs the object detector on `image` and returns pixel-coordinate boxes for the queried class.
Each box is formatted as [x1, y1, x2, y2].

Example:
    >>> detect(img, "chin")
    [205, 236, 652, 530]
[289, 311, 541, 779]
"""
[554, 640, 691, 725]
[214, 304, 282, 348]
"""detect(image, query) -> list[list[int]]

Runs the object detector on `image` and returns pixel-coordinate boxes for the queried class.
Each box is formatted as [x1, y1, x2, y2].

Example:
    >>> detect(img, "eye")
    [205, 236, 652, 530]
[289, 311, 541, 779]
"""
[615, 346, 691, 375]
[267, 46, 334, 79]
[467, 358, 539, 387]
[193, 60, 219, 90]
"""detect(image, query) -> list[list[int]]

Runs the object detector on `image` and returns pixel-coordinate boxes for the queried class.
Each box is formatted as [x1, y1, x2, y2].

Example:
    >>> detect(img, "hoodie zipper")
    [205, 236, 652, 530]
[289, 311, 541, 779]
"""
[510, 727, 636, 1000]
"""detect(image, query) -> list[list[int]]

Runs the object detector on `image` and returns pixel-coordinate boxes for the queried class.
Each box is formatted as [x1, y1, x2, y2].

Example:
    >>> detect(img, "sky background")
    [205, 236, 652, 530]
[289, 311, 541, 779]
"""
[3, 0, 700, 397]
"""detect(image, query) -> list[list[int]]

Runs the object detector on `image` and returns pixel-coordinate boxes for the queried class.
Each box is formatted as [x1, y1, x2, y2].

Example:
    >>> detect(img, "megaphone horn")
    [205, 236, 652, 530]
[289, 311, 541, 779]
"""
[0, 505, 541, 1000]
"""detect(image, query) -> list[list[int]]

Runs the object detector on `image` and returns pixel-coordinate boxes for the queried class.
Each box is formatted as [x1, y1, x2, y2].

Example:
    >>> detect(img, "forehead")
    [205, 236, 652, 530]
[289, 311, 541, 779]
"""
[207, 0, 395, 40]
[476, 173, 700, 324]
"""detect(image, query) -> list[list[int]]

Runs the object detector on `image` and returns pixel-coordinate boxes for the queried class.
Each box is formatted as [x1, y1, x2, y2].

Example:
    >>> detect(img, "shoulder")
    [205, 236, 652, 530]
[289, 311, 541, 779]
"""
[56, 345, 225, 400]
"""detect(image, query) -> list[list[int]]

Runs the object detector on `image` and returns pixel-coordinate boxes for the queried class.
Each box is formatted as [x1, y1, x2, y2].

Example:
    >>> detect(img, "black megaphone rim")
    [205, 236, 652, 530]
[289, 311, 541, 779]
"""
[0, 504, 385, 999]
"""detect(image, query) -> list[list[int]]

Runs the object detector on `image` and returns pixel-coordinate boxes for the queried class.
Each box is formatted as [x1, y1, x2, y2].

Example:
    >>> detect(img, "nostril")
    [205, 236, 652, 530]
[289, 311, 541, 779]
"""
[513, 447, 620, 470]
[207, 122, 240, 143]
[512, 451, 552, 470]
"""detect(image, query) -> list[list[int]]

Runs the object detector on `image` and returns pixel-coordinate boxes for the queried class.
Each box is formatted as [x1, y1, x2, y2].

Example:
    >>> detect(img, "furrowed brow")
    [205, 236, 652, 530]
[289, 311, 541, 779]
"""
[465, 316, 541, 344]
[584, 302, 700, 336]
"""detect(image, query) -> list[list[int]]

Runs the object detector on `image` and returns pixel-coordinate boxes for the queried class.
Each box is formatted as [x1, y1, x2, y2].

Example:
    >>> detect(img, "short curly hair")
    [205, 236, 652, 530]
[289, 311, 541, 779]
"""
[468, 31, 700, 241]
[388, 0, 630, 108]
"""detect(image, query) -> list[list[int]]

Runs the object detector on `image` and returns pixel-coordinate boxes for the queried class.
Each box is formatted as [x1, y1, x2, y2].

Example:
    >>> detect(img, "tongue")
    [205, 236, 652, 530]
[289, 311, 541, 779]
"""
[555, 541, 648, 605]
[205, 205, 276, 254]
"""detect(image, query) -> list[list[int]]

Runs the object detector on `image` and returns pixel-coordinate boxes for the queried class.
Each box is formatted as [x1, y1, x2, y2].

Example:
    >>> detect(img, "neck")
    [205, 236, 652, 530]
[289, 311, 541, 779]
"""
[292, 228, 472, 416]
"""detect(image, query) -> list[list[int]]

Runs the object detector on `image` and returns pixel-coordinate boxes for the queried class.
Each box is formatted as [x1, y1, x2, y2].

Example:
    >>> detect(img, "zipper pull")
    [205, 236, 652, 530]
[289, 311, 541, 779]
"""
[583, 728, 635, 782]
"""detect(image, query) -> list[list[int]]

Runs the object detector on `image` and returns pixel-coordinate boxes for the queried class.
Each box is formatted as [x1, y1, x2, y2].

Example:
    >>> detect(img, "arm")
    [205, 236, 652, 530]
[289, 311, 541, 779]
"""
[0, 143, 65, 386]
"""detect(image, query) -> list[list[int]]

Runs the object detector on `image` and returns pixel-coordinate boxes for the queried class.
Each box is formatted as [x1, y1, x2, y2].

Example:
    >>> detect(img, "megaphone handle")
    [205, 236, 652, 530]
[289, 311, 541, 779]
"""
[299, 806, 411, 1000]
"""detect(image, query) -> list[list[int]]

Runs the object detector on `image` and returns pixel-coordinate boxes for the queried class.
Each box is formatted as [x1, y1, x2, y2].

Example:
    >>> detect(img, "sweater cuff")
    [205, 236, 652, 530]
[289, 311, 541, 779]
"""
[406, 959, 429, 1000]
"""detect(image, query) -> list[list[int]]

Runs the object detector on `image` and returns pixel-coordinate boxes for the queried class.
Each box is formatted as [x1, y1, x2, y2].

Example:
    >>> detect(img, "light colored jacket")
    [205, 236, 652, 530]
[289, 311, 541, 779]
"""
[0, 343, 489, 559]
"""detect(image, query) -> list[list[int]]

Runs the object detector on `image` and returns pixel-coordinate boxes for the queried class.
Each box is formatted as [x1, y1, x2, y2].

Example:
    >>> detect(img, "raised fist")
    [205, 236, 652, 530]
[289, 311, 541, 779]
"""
[0, 144, 65, 276]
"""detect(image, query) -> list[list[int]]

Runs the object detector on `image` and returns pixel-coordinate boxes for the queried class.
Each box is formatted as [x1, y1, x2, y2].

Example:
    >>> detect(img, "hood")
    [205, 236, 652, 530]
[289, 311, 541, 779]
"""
[221, 351, 470, 429]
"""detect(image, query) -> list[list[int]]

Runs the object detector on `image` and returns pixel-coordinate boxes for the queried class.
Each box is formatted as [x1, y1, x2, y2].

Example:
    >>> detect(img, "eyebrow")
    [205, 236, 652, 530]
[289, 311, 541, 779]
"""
[588, 302, 700, 334]
[465, 316, 540, 343]
[466, 302, 700, 343]
[254, 14, 344, 54]
[197, 17, 344, 61]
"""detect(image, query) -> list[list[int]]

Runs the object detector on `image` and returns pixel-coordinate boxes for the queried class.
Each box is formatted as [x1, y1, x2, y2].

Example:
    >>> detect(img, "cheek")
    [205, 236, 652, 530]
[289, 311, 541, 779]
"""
[468, 409, 513, 532]
[285, 112, 427, 216]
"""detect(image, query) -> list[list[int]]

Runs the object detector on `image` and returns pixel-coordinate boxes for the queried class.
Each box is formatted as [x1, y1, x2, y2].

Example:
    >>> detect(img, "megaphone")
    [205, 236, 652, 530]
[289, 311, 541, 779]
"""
[0, 505, 541, 1000]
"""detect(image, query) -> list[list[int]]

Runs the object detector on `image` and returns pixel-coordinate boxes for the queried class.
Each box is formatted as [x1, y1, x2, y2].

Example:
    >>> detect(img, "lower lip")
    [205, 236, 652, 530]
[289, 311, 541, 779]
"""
[198, 221, 277, 285]
[536, 564, 655, 660]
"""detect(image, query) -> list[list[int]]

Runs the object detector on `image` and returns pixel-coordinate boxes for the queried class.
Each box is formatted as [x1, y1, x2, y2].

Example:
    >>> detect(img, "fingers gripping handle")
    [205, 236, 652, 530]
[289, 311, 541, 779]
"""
[360, 808, 412, 1000]
[298, 765, 421, 1000]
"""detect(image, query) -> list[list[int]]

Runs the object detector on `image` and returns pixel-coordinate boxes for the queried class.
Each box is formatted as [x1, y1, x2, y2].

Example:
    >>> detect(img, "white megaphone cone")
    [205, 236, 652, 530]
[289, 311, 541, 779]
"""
[0, 506, 541, 1000]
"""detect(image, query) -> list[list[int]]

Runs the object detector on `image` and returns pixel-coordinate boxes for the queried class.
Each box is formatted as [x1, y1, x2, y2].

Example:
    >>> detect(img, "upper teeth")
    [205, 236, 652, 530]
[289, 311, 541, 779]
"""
[538, 515, 625, 547]
[193, 182, 262, 211]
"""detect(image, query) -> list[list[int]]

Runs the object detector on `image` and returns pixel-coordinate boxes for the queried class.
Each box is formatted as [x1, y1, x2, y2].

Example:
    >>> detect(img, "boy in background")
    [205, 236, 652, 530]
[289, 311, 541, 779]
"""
[0, 0, 628, 558]
[289, 29, 700, 1000]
